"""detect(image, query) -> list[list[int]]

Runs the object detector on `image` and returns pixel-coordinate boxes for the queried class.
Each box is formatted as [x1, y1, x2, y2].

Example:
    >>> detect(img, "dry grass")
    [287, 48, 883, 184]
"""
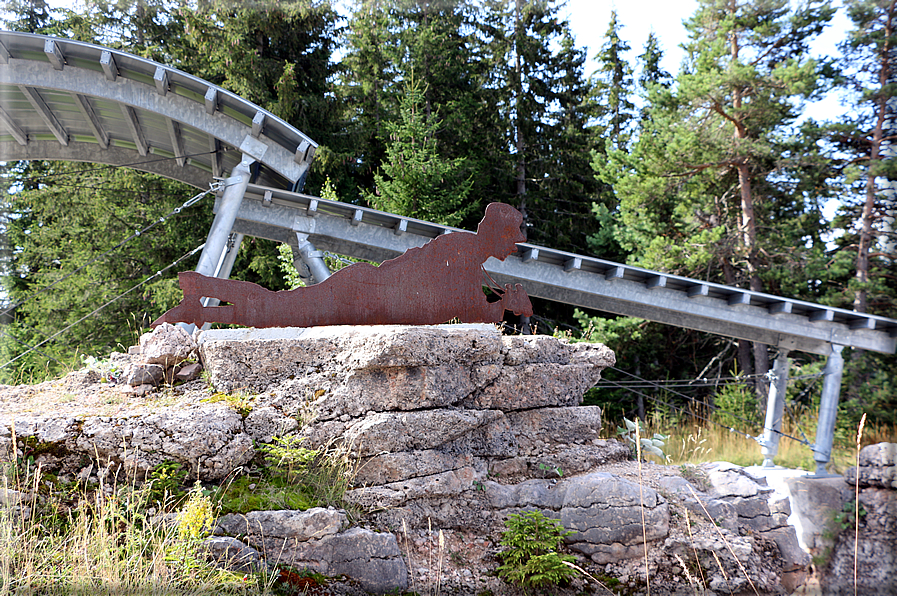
[0, 462, 276, 596]
[605, 408, 895, 473]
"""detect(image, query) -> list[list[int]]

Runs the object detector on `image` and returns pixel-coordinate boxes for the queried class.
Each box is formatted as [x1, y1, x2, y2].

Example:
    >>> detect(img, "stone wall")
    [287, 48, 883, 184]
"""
[0, 323, 814, 595]
[787, 442, 897, 596]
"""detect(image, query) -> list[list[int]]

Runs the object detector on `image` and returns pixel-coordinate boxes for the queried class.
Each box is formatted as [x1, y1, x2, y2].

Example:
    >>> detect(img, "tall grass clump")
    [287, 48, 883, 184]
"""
[0, 459, 274, 595]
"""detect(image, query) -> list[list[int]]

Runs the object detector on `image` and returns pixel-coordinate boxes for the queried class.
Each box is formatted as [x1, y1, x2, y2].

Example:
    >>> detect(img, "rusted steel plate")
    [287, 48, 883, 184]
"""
[153, 202, 533, 328]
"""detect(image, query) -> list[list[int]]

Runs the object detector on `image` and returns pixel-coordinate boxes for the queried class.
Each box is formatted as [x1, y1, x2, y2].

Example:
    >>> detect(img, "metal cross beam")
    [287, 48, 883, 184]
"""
[223, 184, 897, 357]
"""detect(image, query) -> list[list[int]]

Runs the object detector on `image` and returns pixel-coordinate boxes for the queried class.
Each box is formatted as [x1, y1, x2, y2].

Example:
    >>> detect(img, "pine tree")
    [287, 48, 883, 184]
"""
[603, 0, 835, 390]
[829, 0, 897, 315]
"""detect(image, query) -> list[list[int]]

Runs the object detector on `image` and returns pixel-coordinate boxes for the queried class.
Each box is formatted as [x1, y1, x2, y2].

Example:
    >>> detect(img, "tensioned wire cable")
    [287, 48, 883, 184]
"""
[604, 372, 823, 386]
[601, 365, 815, 448]
[0, 243, 206, 371]
[0, 183, 220, 321]
[0, 327, 65, 367]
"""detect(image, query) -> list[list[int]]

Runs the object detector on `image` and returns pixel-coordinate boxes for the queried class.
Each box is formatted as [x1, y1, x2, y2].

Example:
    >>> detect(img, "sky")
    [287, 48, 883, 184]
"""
[561, 0, 852, 123]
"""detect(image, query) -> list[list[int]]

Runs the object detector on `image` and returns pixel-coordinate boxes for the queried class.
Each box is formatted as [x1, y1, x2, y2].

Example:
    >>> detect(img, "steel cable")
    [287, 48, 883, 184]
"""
[0, 243, 206, 371]
[0, 184, 219, 321]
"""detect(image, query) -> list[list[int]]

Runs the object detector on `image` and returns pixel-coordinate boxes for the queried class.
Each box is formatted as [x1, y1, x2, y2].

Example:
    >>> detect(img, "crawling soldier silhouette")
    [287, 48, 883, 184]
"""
[152, 202, 533, 329]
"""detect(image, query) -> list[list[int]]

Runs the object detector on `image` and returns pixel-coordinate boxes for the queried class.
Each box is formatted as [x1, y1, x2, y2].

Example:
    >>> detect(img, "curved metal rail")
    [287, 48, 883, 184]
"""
[0, 31, 317, 189]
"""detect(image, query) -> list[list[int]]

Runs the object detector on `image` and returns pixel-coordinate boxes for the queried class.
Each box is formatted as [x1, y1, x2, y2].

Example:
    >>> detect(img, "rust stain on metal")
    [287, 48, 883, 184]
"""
[152, 202, 533, 328]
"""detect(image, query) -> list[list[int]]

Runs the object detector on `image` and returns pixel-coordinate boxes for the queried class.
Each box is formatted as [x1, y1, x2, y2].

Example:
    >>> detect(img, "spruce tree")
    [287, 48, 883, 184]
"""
[365, 77, 476, 226]
[590, 10, 637, 149]
[478, 0, 600, 253]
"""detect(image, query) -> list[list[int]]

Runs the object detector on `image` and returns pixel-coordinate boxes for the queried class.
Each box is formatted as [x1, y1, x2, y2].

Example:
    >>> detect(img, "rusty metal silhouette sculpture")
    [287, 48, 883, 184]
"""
[152, 202, 533, 329]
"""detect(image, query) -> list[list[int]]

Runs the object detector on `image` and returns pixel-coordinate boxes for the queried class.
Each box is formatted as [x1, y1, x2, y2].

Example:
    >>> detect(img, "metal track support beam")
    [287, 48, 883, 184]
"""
[194, 155, 253, 278]
[178, 232, 245, 335]
[293, 232, 331, 285]
[813, 344, 845, 475]
[760, 349, 790, 467]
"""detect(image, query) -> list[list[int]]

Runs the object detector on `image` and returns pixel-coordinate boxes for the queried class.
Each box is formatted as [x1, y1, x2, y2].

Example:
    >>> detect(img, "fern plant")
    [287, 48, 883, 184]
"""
[497, 511, 576, 589]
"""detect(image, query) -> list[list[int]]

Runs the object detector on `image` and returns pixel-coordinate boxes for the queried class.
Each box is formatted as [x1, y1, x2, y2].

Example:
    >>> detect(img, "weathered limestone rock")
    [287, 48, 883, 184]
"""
[1, 324, 815, 595]
[818, 485, 897, 596]
[215, 507, 346, 542]
[4, 405, 254, 481]
[561, 473, 670, 564]
[787, 445, 897, 596]
[124, 363, 165, 387]
[138, 322, 196, 367]
[175, 362, 203, 383]
[845, 441, 897, 489]
[699, 461, 809, 576]
[476, 472, 670, 564]
[656, 475, 738, 530]
[203, 536, 264, 574]
[213, 508, 407, 593]
[784, 475, 854, 550]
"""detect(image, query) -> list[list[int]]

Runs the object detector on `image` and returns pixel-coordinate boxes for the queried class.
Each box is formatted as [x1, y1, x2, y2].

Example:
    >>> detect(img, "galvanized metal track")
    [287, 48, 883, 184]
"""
[225, 184, 897, 356]
[0, 31, 317, 189]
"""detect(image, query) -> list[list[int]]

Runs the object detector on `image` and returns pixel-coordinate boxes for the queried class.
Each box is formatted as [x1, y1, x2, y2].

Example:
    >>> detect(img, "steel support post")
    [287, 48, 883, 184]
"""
[194, 155, 253, 277]
[294, 232, 331, 285]
[201, 232, 244, 308]
[760, 349, 790, 467]
[179, 232, 245, 335]
[814, 344, 845, 476]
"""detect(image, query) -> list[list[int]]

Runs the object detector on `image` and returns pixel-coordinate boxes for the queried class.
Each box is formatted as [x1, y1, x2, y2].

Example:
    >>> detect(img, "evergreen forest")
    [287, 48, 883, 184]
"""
[1, 0, 895, 449]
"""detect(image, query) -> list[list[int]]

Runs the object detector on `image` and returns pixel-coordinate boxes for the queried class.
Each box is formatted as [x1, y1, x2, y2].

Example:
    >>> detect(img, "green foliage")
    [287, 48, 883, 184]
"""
[258, 435, 318, 481]
[365, 77, 476, 227]
[833, 499, 866, 531]
[204, 391, 256, 419]
[712, 370, 761, 432]
[147, 460, 189, 505]
[80, 354, 123, 384]
[616, 417, 669, 461]
[214, 436, 355, 516]
[838, 352, 897, 430]
[277, 244, 307, 291]
[538, 463, 563, 478]
[0, 465, 266, 594]
[215, 474, 317, 515]
[497, 511, 576, 589]
[0, 162, 212, 383]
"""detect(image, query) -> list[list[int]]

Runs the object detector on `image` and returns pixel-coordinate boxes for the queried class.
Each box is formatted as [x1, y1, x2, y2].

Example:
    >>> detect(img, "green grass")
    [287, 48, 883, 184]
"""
[0, 433, 359, 595]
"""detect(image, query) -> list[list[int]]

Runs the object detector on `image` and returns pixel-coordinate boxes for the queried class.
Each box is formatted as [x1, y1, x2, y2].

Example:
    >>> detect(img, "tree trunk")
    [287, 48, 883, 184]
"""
[730, 24, 770, 400]
[722, 256, 754, 380]
[854, 2, 893, 314]
[513, 0, 531, 334]
[514, 0, 527, 228]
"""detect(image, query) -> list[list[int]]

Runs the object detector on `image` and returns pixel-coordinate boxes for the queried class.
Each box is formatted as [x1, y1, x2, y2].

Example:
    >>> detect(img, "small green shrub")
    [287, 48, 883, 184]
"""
[833, 499, 866, 530]
[497, 511, 576, 589]
[616, 417, 669, 461]
[147, 460, 189, 504]
[215, 436, 356, 515]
